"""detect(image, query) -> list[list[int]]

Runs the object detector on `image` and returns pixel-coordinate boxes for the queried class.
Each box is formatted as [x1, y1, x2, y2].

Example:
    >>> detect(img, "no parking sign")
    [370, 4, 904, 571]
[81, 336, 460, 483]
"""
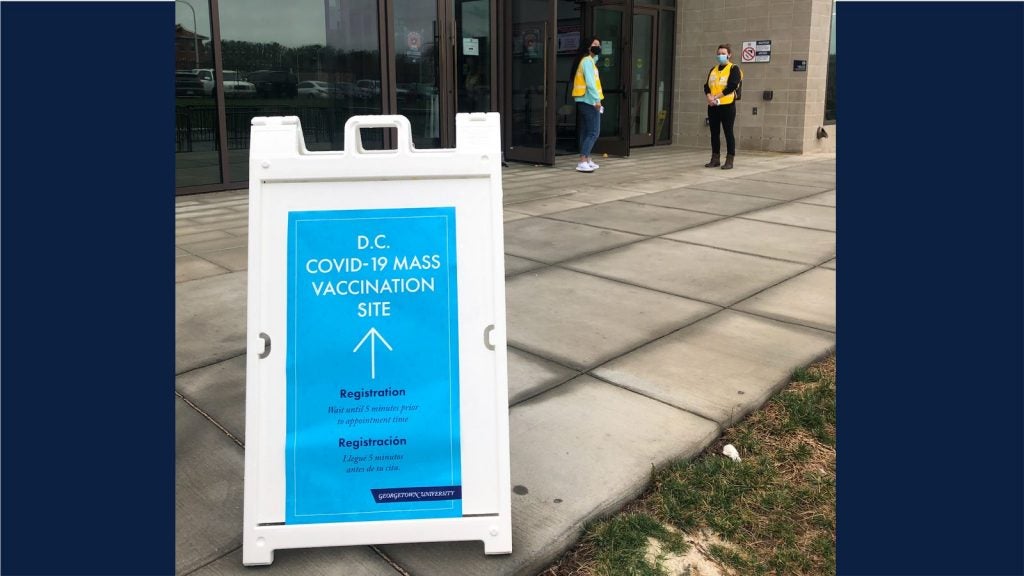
[242, 114, 512, 565]
[741, 39, 772, 63]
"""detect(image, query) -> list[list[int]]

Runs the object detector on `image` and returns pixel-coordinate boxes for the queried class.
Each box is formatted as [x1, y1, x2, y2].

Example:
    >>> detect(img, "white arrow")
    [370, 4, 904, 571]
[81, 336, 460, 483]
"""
[352, 327, 393, 380]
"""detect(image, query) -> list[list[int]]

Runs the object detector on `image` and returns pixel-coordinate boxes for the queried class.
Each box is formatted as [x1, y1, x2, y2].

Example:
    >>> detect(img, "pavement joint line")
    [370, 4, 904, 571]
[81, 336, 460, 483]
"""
[510, 292, 719, 372]
[677, 181, 833, 202]
[551, 262, 732, 310]
[506, 343, 583, 376]
[734, 215, 836, 234]
[617, 197, 784, 219]
[536, 207, 730, 237]
[738, 175, 839, 188]
[656, 234, 833, 267]
[502, 192, 583, 209]
[544, 194, 831, 259]
[717, 263, 830, 312]
[188, 244, 250, 256]
[175, 252, 234, 272]
[176, 350, 246, 378]
[176, 267, 245, 287]
[795, 198, 837, 208]
[814, 255, 837, 267]
[503, 227, 652, 266]
[584, 371, 724, 430]
[552, 245, 832, 322]
[626, 182, 819, 207]
[504, 259, 553, 280]
[723, 306, 836, 335]
[549, 293, 725, 364]
[507, 373, 584, 408]
[177, 391, 245, 449]
[179, 546, 241, 576]
[370, 545, 414, 576]
[613, 183, 833, 229]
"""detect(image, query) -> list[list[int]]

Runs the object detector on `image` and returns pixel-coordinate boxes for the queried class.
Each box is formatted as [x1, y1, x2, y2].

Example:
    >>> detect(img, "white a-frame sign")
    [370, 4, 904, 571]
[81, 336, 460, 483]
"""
[242, 114, 512, 565]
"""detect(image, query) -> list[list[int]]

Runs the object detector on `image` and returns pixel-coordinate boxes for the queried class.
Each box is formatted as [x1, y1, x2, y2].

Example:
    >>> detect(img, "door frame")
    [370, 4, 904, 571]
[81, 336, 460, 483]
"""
[629, 6, 658, 147]
[501, 0, 557, 165]
[379, 0, 458, 149]
[589, 1, 630, 157]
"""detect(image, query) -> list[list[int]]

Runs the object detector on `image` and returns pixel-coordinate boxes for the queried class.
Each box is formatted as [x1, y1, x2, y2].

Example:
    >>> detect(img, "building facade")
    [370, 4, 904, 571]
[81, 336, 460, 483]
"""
[175, 0, 836, 194]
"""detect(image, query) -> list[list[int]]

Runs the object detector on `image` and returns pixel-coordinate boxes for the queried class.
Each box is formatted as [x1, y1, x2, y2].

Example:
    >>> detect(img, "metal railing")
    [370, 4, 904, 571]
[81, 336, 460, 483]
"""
[175, 104, 340, 152]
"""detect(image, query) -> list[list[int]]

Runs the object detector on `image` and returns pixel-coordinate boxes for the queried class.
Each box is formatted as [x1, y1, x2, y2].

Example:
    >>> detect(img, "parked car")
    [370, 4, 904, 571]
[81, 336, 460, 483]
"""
[356, 79, 381, 99]
[333, 81, 359, 99]
[175, 70, 204, 98]
[248, 70, 299, 98]
[298, 80, 331, 99]
[397, 82, 437, 103]
[191, 68, 256, 98]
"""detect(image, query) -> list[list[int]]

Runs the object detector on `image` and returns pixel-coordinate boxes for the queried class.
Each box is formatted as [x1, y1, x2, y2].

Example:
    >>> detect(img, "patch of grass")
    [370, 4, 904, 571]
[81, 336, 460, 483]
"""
[543, 354, 836, 576]
[791, 365, 819, 382]
[586, 513, 688, 576]
[541, 512, 688, 576]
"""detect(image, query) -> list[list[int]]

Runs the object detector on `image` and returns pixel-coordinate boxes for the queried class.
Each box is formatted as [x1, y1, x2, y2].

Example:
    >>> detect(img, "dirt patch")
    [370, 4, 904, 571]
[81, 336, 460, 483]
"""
[645, 529, 737, 576]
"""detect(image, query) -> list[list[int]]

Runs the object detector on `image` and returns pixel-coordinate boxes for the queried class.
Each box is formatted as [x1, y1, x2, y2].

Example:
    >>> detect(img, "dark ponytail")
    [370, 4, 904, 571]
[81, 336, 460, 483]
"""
[570, 36, 601, 84]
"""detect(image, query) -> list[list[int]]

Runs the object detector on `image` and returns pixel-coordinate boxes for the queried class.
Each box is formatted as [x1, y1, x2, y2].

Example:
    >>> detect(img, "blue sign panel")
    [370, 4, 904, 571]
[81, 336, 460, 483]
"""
[285, 207, 461, 524]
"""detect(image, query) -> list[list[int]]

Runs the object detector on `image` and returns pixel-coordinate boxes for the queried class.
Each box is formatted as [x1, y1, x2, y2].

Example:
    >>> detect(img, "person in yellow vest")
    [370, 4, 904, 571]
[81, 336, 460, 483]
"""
[572, 37, 604, 173]
[704, 44, 741, 169]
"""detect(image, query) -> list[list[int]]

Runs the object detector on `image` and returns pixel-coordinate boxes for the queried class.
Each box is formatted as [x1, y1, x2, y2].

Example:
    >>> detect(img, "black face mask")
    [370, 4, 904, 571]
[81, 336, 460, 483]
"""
[590, 45, 602, 56]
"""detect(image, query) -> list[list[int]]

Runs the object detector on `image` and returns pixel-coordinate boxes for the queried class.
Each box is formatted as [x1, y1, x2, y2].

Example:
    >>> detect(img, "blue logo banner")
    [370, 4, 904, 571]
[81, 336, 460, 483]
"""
[370, 486, 463, 504]
[285, 207, 461, 524]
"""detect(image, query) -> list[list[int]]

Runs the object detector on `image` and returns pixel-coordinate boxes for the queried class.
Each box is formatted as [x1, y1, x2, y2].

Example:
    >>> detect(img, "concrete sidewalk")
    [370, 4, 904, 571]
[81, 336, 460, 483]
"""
[175, 145, 836, 576]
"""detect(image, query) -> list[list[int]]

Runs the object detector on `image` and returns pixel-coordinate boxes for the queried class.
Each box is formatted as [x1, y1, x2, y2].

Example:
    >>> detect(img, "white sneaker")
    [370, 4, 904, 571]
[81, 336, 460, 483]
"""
[588, 160, 599, 170]
[576, 162, 594, 173]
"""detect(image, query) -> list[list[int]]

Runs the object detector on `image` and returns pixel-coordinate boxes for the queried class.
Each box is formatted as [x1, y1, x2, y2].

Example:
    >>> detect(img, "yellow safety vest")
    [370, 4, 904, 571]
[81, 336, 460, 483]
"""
[708, 62, 739, 105]
[572, 56, 604, 99]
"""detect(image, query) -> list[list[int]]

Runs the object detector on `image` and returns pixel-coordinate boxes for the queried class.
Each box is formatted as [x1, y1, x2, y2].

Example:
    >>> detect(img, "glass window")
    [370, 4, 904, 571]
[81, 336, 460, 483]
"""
[630, 12, 654, 138]
[592, 7, 623, 139]
[555, 0, 582, 154]
[175, 0, 221, 187]
[219, 0, 383, 182]
[455, 0, 492, 115]
[394, 0, 440, 148]
[656, 10, 674, 142]
[824, 1, 836, 123]
[509, 0, 551, 151]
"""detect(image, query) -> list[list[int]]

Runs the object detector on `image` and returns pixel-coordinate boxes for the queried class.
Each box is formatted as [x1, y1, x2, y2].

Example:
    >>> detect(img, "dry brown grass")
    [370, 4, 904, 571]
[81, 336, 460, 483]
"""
[541, 353, 837, 576]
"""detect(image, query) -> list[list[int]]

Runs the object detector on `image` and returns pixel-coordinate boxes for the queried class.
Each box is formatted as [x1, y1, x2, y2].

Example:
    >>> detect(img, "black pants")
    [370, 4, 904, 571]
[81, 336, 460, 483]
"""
[708, 103, 736, 156]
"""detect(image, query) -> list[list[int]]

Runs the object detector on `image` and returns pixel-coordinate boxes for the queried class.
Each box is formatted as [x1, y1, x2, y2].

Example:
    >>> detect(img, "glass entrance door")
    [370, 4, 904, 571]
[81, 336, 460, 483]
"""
[392, 0, 442, 148]
[630, 9, 656, 146]
[591, 5, 628, 157]
[504, 0, 556, 164]
[455, 0, 492, 115]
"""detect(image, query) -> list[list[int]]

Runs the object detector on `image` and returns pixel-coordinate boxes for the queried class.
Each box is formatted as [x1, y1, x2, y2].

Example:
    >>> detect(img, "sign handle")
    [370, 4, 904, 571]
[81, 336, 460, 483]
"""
[258, 332, 272, 359]
[343, 115, 414, 155]
[484, 324, 495, 351]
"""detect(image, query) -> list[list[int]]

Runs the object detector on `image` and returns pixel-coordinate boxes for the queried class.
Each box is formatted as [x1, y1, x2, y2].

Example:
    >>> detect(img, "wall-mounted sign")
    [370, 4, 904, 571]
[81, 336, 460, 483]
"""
[243, 114, 512, 566]
[406, 30, 422, 59]
[741, 40, 771, 63]
[523, 28, 541, 59]
[601, 40, 614, 55]
[463, 37, 479, 56]
[557, 24, 580, 54]
[793, 59, 807, 72]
